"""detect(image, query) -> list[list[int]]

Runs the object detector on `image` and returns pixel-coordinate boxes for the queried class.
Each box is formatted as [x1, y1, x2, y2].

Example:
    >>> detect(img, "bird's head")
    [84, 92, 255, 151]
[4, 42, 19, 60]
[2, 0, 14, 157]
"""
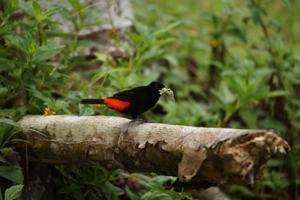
[148, 81, 175, 100]
[149, 81, 165, 92]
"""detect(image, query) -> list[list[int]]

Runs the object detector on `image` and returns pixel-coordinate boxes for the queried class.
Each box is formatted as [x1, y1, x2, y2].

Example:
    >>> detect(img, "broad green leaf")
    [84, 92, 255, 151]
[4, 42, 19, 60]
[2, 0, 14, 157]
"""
[4, 185, 23, 200]
[0, 166, 24, 184]
[32, 44, 65, 63]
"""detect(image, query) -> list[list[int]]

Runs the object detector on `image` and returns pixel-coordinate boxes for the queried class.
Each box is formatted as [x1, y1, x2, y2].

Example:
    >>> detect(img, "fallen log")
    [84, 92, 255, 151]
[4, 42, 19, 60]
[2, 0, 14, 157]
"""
[18, 115, 290, 187]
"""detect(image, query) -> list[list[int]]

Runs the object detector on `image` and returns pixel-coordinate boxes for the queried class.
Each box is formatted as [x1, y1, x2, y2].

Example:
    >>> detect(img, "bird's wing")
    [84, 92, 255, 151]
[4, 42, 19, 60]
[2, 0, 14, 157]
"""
[110, 95, 133, 102]
[112, 86, 145, 100]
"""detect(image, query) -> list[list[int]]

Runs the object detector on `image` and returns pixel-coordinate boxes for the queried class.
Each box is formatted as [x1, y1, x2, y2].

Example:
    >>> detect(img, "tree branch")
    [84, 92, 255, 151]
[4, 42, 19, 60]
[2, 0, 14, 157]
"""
[18, 115, 290, 187]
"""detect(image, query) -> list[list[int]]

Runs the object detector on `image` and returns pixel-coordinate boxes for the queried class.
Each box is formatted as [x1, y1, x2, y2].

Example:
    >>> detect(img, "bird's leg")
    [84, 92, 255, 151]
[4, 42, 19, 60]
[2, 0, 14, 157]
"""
[117, 115, 149, 146]
[130, 114, 147, 124]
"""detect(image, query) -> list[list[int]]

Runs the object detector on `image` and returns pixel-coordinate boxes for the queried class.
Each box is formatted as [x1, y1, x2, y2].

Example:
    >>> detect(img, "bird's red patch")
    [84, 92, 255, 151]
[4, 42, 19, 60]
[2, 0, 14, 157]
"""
[104, 98, 131, 111]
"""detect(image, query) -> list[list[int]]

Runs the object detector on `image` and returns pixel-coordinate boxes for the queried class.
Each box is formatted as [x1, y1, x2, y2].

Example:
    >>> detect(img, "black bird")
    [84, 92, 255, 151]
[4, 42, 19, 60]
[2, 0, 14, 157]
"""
[80, 81, 166, 119]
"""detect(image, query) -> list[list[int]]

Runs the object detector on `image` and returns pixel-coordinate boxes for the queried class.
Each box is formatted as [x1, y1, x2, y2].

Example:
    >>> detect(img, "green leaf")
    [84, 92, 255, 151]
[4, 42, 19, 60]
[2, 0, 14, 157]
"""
[148, 175, 177, 188]
[32, 44, 65, 63]
[93, 167, 108, 185]
[226, 26, 247, 42]
[101, 182, 124, 200]
[153, 38, 176, 47]
[4, 185, 23, 200]
[4, 34, 35, 55]
[267, 90, 289, 98]
[45, 7, 65, 17]
[132, 20, 150, 36]
[68, 0, 83, 12]
[0, 166, 24, 184]
[126, 32, 144, 46]
[141, 191, 172, 200]
[32, 1, 45, 23]
[212, 84, 236, 105]
[153, 21, 182, 37]
[124, 187, 139, 200]
[4, 0, 19, 17]
[228, 185, 255, 197]
[239, 109, 257, 128]
[263, 171, 290, 190]
[26, 88, 51, 103]
[0, 118, 19, 128]
[0, 148, 14, 155]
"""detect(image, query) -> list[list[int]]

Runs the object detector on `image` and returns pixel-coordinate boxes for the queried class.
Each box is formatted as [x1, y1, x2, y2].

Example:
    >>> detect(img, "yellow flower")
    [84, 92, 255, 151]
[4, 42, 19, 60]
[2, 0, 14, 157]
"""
[44, 106, 56, 115]
[107, 29, 119, 40]
[210, 39, 221, 47]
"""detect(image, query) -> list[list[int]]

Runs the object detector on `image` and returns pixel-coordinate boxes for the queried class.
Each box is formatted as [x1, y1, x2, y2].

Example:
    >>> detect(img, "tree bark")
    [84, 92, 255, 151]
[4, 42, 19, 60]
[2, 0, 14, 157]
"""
[18, 115, 290, 187]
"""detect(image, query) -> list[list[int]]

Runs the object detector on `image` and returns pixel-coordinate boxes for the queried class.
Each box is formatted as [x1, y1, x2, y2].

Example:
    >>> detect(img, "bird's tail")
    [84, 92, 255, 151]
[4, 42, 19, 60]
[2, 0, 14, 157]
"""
[80, 98, 105, 104]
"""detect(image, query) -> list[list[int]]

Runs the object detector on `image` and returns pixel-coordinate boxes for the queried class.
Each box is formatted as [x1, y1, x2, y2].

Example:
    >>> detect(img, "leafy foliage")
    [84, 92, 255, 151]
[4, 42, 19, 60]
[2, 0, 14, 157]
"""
[3, 185, 23, 200]
[56, 166, 191, 200]
[0, 118, 23, 198]
[1, 0, 299, 199]
[0, 0, 191, 199]
[134, 0, 300, 199]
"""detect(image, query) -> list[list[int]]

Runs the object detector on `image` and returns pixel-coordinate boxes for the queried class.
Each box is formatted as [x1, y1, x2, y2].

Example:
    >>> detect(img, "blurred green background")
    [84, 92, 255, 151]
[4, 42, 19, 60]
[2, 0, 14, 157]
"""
[0, 0, 299, 199]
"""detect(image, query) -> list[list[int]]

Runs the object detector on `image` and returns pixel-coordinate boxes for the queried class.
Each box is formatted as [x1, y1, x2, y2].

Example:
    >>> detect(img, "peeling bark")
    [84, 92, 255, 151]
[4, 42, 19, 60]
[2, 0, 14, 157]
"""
[18, 115, 290, 187]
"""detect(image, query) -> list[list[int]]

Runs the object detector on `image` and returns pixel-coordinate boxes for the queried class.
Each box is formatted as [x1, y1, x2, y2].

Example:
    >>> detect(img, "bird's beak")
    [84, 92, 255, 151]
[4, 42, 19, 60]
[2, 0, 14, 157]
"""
[159, 87, 168, 95]
[159, 87, 175, 101]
